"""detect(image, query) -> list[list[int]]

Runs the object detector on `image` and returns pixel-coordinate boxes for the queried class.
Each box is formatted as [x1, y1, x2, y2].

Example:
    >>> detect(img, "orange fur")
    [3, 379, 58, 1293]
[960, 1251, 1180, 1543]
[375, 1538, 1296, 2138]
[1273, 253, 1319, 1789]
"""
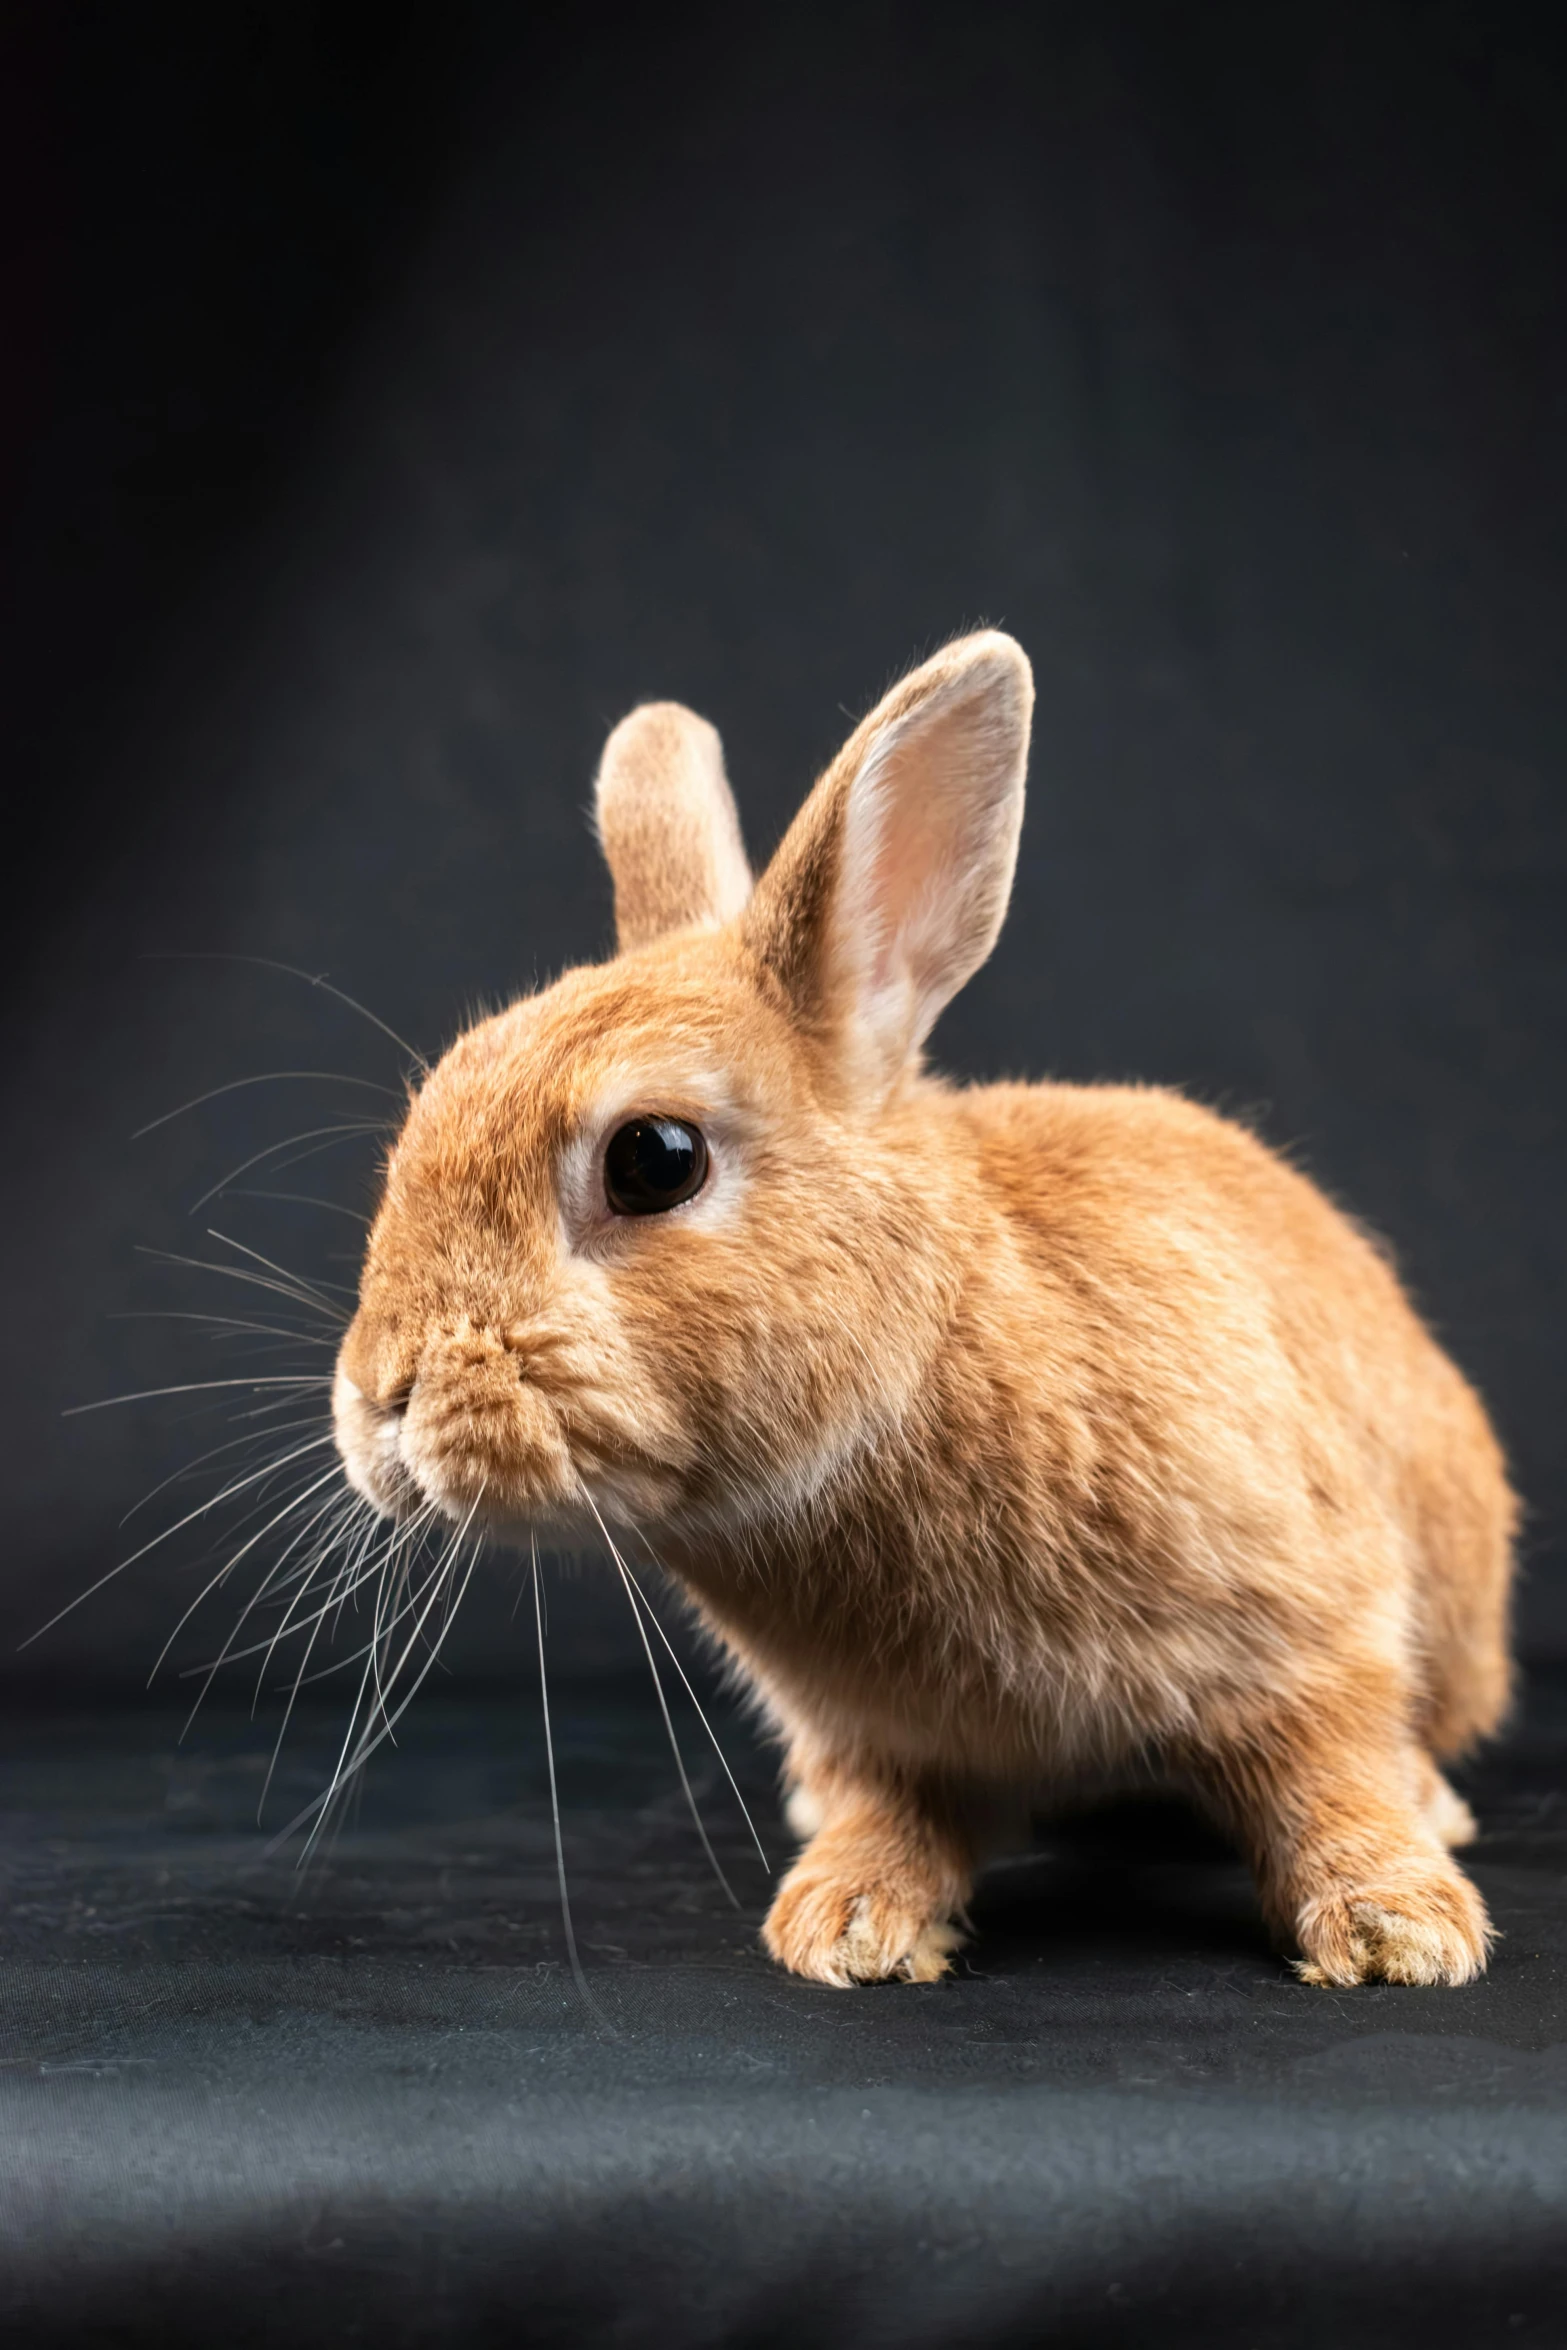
[335, 632, 1516, 1989]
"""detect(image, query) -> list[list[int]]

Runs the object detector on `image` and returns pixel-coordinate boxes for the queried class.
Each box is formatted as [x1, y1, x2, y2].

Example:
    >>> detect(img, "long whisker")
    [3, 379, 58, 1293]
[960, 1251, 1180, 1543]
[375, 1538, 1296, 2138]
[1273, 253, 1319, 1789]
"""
[235, 1389, 336, 1422]
[156, 1461, 349, 1696]
[135, 1245, 347, 1324]
[225, 1188, 372, 1225]
[591, 1515, 740, 1906]
[534, 1536, 614, 2032]
[134, 1070, 406, 1140]
[257, 1539, 349, 1821]
[273, 1595, 385, 1859]
[207, 1229, 357, 1308]
[109, 1311, 336, 1348]
[20, 1431, 339, 1650]
[320, 1491, 393, 1645]
[174, 1484, 368, 1691]
[249, 1492, 370, 1653]
[255, 1495, 391, 1672]
[188, 1123, 387, 1215]
[290, 1510, 481, 1855]
[268, 1500, 478, 1855]
[599, 1508, 770, 1873]
[172, 1495, 359, 1729]
[255, 1495, 411, 1821]
[223, 1128, 392, 1192]
[63, 1377, 331, 1417]
[120, 1413, 328, 1524]
[367, 1516, 407, 1742]
[272, 1510, 441, 1685]
[327, 1509, 378, 1645]
[143, 950, 429, 1073]
[620, 1553, 741, 1907]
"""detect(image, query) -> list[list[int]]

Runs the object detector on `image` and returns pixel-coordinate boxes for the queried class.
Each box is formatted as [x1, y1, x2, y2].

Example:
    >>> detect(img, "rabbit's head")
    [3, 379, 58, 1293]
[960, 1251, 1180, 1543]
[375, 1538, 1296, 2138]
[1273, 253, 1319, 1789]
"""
[333, 632, 1033, 1543]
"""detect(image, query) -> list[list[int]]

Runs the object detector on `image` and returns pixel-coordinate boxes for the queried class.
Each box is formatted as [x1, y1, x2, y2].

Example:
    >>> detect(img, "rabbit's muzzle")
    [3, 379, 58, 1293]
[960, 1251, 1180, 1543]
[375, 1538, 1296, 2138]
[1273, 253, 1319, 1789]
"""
[334, 1319, 576, 1523]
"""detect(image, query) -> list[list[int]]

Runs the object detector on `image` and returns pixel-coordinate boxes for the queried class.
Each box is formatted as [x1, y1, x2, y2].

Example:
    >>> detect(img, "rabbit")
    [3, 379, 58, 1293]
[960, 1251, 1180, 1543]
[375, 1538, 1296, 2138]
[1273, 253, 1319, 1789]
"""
[333, 630, 1516, 1990]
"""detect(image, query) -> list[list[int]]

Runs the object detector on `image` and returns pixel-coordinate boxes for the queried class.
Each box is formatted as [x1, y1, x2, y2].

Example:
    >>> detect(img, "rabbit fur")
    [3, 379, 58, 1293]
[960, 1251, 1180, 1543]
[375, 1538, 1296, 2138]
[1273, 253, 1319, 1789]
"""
[334, 631, 1515, 1990]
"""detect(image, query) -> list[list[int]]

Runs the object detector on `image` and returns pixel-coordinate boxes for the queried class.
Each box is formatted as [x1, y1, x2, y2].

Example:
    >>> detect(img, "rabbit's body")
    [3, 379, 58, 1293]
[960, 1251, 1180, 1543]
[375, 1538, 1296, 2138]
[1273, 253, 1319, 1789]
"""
[335, 633, 1515, 1989]
[679, 1075, 1510, 1781]
[661, 1069, 1512, 1985]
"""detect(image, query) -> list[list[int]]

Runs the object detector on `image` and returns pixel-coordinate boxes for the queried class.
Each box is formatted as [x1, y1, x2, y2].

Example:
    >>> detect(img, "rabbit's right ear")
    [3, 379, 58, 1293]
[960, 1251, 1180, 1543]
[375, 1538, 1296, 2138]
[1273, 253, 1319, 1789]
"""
[594, 703, 753, 953]
[744, 632, 1032, 1097]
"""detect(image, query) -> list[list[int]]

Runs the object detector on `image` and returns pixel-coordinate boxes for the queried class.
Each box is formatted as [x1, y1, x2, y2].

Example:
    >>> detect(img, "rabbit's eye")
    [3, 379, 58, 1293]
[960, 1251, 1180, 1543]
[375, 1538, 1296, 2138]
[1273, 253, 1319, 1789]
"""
[603, 1117, 708, 1215]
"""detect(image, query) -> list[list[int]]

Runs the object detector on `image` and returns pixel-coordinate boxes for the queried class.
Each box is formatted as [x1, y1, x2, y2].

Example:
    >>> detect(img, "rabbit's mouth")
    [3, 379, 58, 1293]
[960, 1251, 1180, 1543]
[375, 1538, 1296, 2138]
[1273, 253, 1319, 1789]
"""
[334, 1336, 575, 1527]
[333, 1329, 684, 1536]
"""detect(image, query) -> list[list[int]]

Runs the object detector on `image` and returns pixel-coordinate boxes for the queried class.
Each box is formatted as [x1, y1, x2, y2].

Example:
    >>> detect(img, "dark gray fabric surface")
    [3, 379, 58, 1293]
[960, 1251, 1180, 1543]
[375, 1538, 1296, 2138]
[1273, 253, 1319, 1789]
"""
[2, 1663, 1564, 2346]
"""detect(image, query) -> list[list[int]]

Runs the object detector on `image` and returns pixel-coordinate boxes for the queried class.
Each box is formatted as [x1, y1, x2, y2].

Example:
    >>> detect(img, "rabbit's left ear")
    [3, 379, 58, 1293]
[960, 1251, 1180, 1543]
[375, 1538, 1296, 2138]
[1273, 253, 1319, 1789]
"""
[746, 631, 1033, 1091]
[594, 702, 753, 952]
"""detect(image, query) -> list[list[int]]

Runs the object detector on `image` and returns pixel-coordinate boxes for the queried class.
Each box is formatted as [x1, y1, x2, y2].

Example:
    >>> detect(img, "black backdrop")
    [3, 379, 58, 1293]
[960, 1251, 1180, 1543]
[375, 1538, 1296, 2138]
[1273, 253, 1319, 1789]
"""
[4, 0, 1566, 1691]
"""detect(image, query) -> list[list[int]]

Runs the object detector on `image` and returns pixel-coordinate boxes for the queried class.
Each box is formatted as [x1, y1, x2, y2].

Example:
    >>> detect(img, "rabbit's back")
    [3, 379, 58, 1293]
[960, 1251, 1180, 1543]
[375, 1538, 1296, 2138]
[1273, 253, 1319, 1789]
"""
[956, 1078, 1515, 1754]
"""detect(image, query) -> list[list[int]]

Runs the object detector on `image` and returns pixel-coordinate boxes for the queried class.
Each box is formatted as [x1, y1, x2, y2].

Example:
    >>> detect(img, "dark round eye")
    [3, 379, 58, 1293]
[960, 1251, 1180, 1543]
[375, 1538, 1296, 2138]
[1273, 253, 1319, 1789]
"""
[603, 1117, 708, 1216]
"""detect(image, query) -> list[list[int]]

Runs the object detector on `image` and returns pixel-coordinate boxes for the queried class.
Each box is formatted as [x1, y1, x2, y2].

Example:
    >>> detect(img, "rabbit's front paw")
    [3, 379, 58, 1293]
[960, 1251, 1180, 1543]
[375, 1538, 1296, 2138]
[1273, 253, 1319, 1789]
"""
[1293, 1860, 1493, 1987]
[762, 1867, 961, 1987]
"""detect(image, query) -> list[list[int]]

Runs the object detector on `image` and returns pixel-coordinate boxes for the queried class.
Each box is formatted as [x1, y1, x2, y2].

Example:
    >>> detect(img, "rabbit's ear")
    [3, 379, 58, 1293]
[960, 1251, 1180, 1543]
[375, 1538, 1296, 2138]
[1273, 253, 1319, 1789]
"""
[594, 702, 753, 952]
[746, 632, 1033, 1090]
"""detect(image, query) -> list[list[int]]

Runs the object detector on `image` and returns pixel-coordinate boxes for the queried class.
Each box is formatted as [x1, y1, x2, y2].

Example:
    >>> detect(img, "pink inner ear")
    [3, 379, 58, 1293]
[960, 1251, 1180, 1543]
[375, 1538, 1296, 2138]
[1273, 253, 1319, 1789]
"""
[839, 680, 1025, 1060]
[863, 803, 949, 994]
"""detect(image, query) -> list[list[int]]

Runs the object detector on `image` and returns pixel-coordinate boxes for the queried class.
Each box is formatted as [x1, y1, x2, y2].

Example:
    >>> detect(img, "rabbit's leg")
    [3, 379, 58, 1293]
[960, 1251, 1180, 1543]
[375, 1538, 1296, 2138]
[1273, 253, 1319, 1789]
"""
[762, 1756, 972, 1987]
[1190, 1698, 1493, 1987]
[1414, 1749, 1478, 1849]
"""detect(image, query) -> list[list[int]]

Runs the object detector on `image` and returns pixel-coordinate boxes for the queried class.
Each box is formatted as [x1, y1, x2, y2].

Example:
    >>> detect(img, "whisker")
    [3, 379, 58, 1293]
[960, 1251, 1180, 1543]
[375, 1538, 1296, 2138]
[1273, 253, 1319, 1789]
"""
[173, 1510, 354, 1723]
[174, 1485, 368, 1688]
[143, 950, 429, 1073]
[620, 1553, 742, 1908]
[257, 1556, 343, 1821]
[135, 1245, 349, 1323]
[188, 1122, 387, 1216]
[63, 1377, 331, 1416]
[270, 1591, 385, 1858]
[20, 1432, 339, 1650]
[589, 1508, 739, 1906]
[133, 1069, 405, 1141]
[248, 1493, 369, 1641]
[225, 1188, 372, 1225]
[328, 1491, 400, 1645]
[280, 1501, 482, 1856]
[534, 1537, 615, 2032]
[120, 1413, 327, 1524]
[224, 1127, 391, 1191]
[607, 1514, 770, 1874]
[205, 1222, 354, 1316]
[367, 1519, 408, 1743]
[155, 1461, 350, 1696]
[274, 1513, 441, 1684]
[255, 1493, 383, 1660]
[296, 1510, 469, 1834]
[234, 1390, 334, 1423]
[109, 1311, 335, 1348]
[257, 1496, 396, 1821]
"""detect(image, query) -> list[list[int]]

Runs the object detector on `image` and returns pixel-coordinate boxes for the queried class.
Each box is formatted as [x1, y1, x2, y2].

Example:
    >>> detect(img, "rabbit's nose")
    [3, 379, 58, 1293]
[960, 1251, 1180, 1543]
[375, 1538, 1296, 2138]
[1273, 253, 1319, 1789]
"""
[337, 1307, 419, 1416]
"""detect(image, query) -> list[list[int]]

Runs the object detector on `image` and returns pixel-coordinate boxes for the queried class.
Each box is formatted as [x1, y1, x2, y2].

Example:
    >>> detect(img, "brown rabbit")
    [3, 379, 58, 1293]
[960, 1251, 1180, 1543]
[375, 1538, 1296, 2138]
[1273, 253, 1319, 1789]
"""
[334, 632, 1516, 1989]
